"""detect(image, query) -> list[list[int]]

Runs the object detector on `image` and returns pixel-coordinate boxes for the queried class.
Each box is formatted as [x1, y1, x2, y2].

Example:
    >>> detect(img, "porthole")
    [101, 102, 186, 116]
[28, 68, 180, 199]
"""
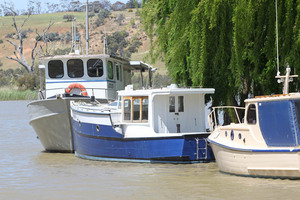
[78, 121, 81, 127]
[231, 130, 234, 140]
[238, 133, 242, 139]
[225, 131, 227, 137]
[96, 125, 100, 132]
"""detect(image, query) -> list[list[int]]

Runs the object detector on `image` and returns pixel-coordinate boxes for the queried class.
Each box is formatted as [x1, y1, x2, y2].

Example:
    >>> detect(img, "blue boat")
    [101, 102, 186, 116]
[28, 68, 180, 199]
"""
[71, 85, 215, 163]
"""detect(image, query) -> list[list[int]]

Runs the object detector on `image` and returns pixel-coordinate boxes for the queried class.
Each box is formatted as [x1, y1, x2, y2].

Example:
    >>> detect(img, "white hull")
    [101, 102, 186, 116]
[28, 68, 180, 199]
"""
[210, 143, 300, 178]
[28, 97, 88, 152]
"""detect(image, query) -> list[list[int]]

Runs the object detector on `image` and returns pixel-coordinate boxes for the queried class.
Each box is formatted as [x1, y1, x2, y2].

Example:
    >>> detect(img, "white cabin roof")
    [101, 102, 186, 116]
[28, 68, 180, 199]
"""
[118, 86, 215, 97]
[245, 93, 300, 103]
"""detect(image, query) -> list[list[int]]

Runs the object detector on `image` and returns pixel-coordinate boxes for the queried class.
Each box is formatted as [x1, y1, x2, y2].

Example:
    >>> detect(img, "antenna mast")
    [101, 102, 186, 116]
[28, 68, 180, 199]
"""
[86, 0, 89, 55]
[103, 26, 107, 54]
[275, 0, 279, 75]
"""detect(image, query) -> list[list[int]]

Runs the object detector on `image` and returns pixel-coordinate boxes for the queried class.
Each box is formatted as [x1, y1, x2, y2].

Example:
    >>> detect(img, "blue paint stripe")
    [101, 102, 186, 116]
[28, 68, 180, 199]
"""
[207, 138, 300, 152]
[46, 80, 116, 84]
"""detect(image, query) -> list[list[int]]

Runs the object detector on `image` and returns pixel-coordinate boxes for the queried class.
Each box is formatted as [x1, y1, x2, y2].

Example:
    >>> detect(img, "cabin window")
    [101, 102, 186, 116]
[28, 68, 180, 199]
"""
[48, 60, 64, 78]
[87, 59, 103, 77]
[294, 101, 300, 130]
[67, 59, 84, 78]
[169, 96, 175, 112]
[123, 97, 148, 122]
[142, 98, 148, 120]
[116, 63, 122, 81]
[116, 64, 120, 81]
[178, 96, 184, 112]
[247, 104, 257, 124]
[124, 99, 131, 120]
[107, 61, 114, 80]
[133, 99, 140, 120]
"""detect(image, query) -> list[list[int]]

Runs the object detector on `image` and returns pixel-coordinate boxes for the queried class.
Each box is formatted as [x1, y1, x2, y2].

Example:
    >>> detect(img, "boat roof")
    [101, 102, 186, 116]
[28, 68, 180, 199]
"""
[40, 54, 152, 71]
[245, 93, 300, 103]
[118, 85, 215, 97]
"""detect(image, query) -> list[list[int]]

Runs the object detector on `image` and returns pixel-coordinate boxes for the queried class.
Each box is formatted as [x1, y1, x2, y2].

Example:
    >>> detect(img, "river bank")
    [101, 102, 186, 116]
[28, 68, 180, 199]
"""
[0, 87, 37, 101]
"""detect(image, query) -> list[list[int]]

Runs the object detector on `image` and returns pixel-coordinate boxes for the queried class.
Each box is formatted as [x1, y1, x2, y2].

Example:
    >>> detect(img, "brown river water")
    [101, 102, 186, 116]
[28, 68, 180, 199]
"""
[1, 100, 300, 200]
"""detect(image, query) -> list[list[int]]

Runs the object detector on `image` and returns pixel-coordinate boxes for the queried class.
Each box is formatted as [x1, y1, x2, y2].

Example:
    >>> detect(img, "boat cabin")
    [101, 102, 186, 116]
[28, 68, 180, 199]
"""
[245, 95, 300, 147]
[114, 85, 215, 136]
[39, 54, 151, 101]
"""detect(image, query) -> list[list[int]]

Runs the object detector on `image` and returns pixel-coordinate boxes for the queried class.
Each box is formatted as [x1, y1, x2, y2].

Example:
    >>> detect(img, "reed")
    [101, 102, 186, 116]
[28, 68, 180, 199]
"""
[0, 89, 37, 101]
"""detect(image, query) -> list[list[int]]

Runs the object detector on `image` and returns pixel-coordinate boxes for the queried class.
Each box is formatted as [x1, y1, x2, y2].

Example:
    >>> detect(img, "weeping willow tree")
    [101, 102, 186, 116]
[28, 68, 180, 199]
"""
[142, 0, 300, 107]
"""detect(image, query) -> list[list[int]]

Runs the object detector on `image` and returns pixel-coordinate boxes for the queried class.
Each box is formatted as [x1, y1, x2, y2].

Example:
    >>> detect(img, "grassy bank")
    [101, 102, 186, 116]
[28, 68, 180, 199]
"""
[0, 88, 37, 101]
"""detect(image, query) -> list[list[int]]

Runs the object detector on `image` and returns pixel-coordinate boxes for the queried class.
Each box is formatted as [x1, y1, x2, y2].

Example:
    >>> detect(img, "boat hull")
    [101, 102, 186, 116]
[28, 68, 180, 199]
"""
[28, 97, 88, 152]
[72, 119, 214, 163]
[209, 142, 300, 178]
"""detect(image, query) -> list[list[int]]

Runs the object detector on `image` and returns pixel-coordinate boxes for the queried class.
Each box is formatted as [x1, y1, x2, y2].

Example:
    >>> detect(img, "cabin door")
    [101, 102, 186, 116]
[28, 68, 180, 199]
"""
[115, 63, 124, 91]
[168, 95, 185, 133]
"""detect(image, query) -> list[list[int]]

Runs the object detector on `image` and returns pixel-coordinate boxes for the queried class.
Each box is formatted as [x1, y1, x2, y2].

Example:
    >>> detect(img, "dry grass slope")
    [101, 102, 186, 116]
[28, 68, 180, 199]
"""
[0, 9, 166, 73]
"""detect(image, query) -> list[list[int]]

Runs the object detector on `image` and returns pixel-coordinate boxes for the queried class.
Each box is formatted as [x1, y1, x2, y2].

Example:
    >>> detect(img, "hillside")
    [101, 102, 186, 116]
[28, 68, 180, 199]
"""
[0, 9, 166, 73]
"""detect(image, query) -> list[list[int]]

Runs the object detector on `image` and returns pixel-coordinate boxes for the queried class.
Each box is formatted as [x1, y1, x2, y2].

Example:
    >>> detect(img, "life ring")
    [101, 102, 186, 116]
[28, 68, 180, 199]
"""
[65, 83, 88, 96]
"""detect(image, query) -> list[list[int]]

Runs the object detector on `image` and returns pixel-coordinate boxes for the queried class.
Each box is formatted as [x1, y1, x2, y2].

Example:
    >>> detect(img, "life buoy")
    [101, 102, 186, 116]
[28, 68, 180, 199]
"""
[65, 83, 88, 96]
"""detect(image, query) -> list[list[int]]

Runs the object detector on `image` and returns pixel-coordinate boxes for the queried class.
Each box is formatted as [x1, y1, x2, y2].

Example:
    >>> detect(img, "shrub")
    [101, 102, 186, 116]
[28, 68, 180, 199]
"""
[53, 47, 71, 55]
[5, 33, 15, 39]
[17, 72, 38, 91]
[63, 14, 75, 22]
[94, 17, 105, 27]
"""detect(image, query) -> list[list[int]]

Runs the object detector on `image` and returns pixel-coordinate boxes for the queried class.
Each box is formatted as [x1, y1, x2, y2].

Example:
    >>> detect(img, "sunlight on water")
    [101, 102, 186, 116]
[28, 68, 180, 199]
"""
[1, 101, 300, 199]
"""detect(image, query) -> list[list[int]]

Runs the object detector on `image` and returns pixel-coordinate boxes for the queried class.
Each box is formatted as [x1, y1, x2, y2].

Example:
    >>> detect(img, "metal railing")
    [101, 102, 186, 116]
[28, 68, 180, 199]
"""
[38, 87, 115, 101]
[208, 106, 245, 132]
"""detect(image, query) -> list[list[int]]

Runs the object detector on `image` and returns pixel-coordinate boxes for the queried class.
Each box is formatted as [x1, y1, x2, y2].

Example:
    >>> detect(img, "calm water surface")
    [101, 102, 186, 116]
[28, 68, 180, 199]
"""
[1, 100, 300, 200]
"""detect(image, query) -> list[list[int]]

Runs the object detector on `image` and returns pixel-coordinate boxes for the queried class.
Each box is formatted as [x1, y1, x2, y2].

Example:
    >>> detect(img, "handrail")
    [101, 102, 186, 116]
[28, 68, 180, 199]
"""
[208, 106, 245, 132]
[39, 87, 116, 101]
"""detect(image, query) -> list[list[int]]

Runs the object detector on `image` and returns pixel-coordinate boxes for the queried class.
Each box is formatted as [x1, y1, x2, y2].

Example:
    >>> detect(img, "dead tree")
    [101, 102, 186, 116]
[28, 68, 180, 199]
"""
[5, 10, 53, 72]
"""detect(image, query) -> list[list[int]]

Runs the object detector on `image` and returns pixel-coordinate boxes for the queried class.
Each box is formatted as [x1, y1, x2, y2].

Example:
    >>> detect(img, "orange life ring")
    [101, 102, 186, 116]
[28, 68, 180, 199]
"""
[65, 83, 88, 96]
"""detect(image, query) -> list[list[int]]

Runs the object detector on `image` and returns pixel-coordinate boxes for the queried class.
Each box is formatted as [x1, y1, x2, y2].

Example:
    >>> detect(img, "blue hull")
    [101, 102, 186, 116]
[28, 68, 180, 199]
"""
[72, 120, 214, 163]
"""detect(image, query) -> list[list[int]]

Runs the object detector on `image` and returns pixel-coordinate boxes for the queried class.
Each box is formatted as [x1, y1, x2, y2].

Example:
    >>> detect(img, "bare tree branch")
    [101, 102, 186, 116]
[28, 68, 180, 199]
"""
[5, 9, 54, 72]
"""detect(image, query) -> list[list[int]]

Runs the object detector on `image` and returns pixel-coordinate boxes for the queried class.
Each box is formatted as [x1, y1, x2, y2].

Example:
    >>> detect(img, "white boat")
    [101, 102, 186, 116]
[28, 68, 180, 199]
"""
[70, 85, 215, 163]
[207, 67, 300, 178]
[27, 54, 151, 152]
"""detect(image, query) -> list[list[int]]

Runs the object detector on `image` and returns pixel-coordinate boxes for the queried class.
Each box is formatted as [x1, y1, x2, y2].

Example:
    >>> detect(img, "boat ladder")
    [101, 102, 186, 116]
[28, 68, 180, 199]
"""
[195, 138, 208, 160]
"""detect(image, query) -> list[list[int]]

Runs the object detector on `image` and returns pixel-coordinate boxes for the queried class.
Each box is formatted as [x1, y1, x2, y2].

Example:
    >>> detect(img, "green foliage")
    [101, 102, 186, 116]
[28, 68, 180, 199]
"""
[63, 14, 75, 22]
[106, 31, 129, 57]
[98, 8, 111, 20]
[94, 9, 111, 27]
[0, 68, 19, 86]
[142, 0, 300, 106]
[0, 67, 39, 91]
[53, 47, 71, 55]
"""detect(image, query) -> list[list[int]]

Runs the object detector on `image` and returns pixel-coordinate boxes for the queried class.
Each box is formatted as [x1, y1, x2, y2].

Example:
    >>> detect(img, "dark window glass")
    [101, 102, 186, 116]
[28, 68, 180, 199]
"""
[67, 59, 84, 78]
[48, 60, 64, 78]
[142, 98, 148, 120]
[178, 96, 184, 112]
[107, 61, 114, 80]
[124, 99, 131, 120]
[133, 99, 140, 120]
[119, 65, 122, 81]
[116, 64, 120, 81]
[87, 59, 103, 77]
[169, 96, 175, 112]
[247, 104, 257, 124]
